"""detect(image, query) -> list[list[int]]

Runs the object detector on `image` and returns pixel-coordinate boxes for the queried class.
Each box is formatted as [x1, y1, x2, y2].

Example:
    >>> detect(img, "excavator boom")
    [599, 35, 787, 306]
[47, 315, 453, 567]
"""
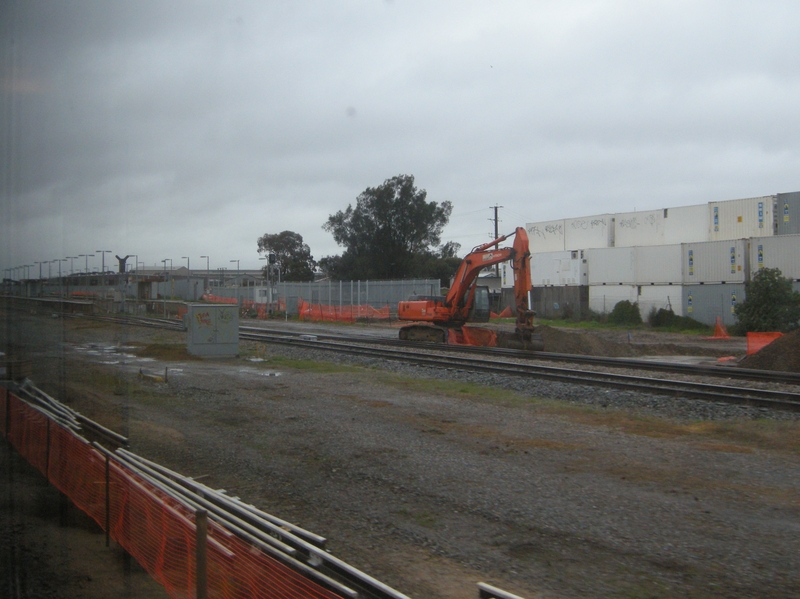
[397, 227, 541, 349]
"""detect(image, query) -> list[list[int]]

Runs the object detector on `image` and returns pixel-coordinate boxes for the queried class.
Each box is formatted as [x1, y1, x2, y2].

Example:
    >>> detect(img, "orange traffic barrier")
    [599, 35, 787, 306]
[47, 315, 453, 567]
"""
[298, 298, 390, 323]
[746, 332, 784, 355]
[201, 294, 239, 304]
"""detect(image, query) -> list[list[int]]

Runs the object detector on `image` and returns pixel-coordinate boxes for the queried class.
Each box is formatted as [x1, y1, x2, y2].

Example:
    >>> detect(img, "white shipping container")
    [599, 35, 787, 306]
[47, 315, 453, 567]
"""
[614, 209, 664, 247]
[529, 250, 588, 286]
[586, 247, 636, 285]
[662, 204, 710, 245]
[589, 285, 638, 315]
[709, 196, 774, 241]
[635, 244, 683, 284]
[638, 285, 684, 318]
[749, 234, 800, 280]
[564, 214, 614, 250]
[614, 204, 709, 247]
[682, 239, 749, 284]
[526, 219, 566, 253]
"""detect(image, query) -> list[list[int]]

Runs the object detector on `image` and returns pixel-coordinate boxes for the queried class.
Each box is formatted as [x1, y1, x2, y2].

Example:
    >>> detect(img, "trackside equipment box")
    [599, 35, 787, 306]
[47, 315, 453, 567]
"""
[186, 304, 239, 356]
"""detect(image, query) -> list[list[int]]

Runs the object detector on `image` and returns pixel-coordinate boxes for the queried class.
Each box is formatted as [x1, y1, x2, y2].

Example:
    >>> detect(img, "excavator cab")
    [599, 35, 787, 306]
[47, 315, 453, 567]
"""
[466, 286, 491, 323]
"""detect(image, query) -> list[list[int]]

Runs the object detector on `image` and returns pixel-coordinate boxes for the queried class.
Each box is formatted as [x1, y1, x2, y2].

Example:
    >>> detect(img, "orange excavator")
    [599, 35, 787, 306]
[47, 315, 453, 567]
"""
[398, 227, 544, 350]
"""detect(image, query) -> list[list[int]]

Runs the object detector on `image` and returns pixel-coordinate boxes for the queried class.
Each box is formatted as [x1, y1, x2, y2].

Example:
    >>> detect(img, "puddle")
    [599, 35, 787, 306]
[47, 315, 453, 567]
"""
[248, 358, 265, 362]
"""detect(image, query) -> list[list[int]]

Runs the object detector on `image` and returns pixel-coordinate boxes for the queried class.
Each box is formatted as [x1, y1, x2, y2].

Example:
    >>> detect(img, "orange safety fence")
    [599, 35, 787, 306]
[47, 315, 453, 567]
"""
[447, 326, 498, 347]
[201, 294, 239, 304]
[746, 332, 784, 355]
[1, 388, 347, 599]
[298, 298, 390, 323]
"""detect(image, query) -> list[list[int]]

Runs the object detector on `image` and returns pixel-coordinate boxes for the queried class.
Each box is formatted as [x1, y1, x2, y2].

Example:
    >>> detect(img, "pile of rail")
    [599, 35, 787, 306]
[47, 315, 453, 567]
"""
[1, 380, 412, 599]
[3, 378, 524, 599]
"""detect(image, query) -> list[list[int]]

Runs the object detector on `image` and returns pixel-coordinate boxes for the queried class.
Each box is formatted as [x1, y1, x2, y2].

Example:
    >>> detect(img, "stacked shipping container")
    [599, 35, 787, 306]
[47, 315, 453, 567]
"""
[516, 191, 799, 326]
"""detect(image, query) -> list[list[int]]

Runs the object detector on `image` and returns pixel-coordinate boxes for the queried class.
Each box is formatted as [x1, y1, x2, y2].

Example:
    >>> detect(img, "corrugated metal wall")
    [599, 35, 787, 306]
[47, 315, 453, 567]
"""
[682, 239, 749, 284]
[708, 196, 774, 241]
[682, 283, 746, 327]
[635, 244, 683, 284]
[529, 251, 587, 286]
[777, 192, 800, 236]
[749, 234, 800, 280]
[585, 247, 636, 285]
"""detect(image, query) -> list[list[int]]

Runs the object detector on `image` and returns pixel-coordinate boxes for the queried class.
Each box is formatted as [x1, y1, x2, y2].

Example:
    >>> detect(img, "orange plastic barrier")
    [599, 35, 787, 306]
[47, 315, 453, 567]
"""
[201, 294, 239, 304]
[298, 298, 390, 323]
[447, 326, 498, 347]
[746, 332, 784, 355]
[2, 389, 347, 599]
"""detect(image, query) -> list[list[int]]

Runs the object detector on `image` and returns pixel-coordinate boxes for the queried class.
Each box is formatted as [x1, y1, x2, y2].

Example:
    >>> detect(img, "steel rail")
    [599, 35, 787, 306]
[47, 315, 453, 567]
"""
[243, 325, 800, 386]
[239, 331, 800, 412]
[63, 313, 800, 410]
[113, 448, 411, 599]
[66, 313, 800, 386]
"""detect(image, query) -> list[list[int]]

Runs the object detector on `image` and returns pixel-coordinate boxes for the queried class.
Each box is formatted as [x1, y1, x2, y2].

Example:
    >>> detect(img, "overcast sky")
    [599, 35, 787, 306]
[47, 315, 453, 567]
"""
[2, 0, 799, 276]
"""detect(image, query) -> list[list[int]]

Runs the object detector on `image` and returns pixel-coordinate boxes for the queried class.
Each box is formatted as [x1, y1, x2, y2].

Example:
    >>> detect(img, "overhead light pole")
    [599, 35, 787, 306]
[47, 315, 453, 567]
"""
[230, 260, 240, 287]
[96, 250, 111, 289]
[79, 253, 94, 274]
[67, 256, 78, 275]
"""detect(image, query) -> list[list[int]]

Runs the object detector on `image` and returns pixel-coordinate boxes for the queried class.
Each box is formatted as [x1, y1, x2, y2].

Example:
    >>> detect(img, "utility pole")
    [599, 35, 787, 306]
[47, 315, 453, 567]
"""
[490, 204, 503, 276]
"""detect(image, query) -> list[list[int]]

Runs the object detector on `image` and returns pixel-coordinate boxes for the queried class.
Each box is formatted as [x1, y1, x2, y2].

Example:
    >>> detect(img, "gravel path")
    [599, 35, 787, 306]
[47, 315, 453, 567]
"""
[3, 310, 800, 599]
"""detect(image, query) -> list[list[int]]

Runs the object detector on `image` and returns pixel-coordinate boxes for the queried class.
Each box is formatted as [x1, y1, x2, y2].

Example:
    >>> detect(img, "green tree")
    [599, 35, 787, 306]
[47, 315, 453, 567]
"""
[322, 175, 453, 280]
[256, 231, 315, 282]
[734, 267, 800, 332]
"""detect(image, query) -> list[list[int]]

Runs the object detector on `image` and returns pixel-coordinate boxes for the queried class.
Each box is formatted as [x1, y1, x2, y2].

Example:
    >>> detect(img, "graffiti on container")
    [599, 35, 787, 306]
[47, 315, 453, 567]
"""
[218, 308, 233, 323]
[528, 223, 563, 239]
[195, 311, 212, 327]
[618, 217, 639, 229]
[570, 218, 607, 230]
[643, 213, 657, 226]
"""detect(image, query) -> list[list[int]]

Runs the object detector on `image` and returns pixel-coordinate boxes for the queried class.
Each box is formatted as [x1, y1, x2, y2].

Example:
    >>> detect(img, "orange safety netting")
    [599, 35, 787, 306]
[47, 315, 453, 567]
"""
[298, 298, 390, 323]
[447, 326, 498, 347]
[201, 294, 239, 304]
[2, 389, 348, 599]
[746, 332, 784, 355]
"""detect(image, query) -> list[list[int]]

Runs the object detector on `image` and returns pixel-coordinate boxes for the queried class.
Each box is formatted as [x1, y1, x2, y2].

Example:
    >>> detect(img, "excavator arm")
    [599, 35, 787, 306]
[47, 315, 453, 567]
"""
[398, 227, 537, 345]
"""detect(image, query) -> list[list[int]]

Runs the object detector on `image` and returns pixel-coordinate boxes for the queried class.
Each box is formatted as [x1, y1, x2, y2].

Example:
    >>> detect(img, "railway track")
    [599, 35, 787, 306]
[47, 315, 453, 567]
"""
[82, 314, 800, 412]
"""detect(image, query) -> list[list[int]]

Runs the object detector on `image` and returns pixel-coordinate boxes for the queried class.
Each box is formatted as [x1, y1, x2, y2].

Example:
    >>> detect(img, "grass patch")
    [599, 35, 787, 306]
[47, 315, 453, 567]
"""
[134, 343, 199, 361]
[376, 373, 525, 403]
[254, 354, 363, 374]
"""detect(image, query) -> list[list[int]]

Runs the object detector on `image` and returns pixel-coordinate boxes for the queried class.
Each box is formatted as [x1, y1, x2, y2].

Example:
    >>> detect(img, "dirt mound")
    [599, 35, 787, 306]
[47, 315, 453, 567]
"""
[738, 329, 800, 373]
[536, 325, 633, 357]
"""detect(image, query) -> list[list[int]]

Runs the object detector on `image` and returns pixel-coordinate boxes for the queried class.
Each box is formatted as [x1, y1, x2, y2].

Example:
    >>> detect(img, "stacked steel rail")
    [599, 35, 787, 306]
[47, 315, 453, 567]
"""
[5, 379, 524, 598]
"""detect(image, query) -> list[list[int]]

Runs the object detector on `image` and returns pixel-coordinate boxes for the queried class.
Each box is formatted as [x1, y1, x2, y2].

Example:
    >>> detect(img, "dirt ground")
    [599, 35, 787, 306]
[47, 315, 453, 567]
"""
[2, 310, 800, 598]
